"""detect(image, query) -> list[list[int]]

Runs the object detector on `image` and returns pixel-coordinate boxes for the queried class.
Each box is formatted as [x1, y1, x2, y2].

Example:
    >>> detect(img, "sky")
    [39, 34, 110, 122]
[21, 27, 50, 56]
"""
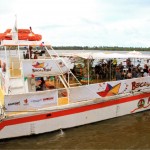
[0, 0, 150, 47]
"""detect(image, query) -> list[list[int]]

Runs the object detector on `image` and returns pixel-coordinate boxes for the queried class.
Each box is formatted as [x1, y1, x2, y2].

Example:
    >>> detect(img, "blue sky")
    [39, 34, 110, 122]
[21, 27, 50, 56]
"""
[0, 0, 150, 47]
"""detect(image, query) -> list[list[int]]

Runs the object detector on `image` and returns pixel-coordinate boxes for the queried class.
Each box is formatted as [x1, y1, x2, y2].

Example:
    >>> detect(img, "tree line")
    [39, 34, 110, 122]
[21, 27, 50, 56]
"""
[52, 46, 150, 51]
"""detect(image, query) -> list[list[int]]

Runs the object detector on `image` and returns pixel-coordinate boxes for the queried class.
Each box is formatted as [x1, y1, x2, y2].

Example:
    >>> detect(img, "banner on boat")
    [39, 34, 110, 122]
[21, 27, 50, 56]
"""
[69, 77, 150, 102]
[69, 86, 100, 102]
[22, 59, 69, 77]
[5, 90, 58, 111]
[86, 76, 150, 98]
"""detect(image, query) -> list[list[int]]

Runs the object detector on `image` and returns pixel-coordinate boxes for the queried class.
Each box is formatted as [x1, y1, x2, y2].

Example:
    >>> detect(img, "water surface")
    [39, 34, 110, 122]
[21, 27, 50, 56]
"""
[1, 111, 150, 149]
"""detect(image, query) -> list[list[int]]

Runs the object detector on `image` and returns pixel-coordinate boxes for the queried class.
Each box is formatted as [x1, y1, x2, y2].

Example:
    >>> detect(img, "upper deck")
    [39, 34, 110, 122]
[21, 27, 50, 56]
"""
[0, 40, 52, 77]
[0, 39, 81, 108]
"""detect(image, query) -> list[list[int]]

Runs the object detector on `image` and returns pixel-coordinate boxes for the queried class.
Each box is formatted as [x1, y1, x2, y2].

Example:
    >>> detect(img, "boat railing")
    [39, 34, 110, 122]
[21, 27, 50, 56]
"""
[45, 46, 81, 86]
[0, 41, 82, 92]
[0, 105, 5, 121]
[3, 75, 150, 113]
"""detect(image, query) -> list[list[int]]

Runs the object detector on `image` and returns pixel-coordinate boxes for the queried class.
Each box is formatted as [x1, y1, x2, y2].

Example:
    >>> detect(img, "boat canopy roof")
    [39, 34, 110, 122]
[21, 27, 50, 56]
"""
[60, 51, 150, 59]
[0, 40, 51, 46]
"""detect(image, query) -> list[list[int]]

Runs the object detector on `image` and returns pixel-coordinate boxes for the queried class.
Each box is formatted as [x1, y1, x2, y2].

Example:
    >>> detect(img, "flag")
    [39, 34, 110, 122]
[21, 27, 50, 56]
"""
[40, 42, 44, 47]
[31, 74, 35, 78]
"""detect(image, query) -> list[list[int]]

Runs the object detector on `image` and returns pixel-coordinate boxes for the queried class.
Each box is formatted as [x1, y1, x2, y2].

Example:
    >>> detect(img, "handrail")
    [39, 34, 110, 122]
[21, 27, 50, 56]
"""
[0, 105, 5, 121]
[45, 46, 81, 86]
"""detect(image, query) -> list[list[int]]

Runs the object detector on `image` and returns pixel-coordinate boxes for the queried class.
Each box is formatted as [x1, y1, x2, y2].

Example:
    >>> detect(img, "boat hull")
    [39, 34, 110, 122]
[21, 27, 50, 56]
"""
[0, 92, 150, 140]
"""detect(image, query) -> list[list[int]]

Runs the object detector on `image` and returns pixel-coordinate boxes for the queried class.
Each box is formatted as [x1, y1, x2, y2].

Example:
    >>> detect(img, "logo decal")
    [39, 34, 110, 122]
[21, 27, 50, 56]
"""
[131, 97, 150, 113]
[32, 61, 52, 72]
[32, 62, 44, 68]
[97, 83, 121, 97]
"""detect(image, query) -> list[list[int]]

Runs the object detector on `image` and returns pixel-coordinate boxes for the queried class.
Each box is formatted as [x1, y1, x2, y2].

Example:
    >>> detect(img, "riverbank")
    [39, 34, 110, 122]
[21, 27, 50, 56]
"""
[53, 46, 150, 51]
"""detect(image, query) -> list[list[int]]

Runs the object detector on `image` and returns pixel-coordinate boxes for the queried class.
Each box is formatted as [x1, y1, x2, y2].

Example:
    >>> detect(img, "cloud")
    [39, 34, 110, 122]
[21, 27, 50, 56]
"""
[0, 0, 150, 47]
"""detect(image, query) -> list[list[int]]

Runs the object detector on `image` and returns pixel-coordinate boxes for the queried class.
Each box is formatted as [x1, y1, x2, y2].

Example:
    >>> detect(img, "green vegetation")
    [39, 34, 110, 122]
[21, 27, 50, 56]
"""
[53, 46, 150, 51]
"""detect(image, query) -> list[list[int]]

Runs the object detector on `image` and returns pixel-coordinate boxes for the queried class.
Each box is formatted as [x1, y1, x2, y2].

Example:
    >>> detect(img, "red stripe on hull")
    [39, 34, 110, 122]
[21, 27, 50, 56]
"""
[0, 93, 150, 130]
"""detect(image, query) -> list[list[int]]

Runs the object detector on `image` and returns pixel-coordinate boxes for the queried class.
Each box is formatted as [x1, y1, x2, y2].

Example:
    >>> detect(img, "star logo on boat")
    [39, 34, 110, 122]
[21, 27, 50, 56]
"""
[32, 62, 44, 68]
[97, 83, 121, 97]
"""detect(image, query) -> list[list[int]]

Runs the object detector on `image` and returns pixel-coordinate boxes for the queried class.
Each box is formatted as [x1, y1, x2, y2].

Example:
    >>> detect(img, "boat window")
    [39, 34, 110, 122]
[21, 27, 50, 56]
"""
[44, 76, 55, 90]
[35, 77, 45, 91]
[58, 89, 67, 97]
[35, 76, 56, 91]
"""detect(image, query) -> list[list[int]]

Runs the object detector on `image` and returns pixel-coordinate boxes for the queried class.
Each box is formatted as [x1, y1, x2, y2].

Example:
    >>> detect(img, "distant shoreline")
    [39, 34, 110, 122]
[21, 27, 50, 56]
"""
[53, 46, 150, 51]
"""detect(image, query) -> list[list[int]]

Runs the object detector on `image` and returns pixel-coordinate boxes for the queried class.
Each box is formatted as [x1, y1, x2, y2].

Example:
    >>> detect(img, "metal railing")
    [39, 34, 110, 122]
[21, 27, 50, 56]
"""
[0, 105, 5, 121]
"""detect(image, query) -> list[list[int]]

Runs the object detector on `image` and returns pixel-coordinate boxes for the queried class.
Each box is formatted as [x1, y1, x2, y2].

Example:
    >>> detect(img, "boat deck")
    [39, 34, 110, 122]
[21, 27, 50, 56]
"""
[0, 58, 116, 118]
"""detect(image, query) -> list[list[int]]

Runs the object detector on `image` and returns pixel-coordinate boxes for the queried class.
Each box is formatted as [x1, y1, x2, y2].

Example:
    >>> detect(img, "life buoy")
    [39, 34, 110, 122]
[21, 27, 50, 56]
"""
[0, 29, 42, 41]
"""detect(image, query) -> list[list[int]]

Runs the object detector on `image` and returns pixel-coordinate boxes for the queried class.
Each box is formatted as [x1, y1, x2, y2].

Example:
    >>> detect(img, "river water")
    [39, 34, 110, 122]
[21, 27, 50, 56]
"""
[0, 50, 150, 149]
[1, 111, 150, 149]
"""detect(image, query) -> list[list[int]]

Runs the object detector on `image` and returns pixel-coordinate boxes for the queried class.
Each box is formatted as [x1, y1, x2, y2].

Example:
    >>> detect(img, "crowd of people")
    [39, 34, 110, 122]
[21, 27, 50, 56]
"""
[24, 46, 45, 59]
[94, 58, 150, 81]
[72, 58, 150, 82]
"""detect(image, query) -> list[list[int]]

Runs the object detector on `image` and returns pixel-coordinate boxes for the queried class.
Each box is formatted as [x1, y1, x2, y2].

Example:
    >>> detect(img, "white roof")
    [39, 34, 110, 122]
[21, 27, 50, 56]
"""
[61, 51, 150, 59]
[0, 40, 51, 46]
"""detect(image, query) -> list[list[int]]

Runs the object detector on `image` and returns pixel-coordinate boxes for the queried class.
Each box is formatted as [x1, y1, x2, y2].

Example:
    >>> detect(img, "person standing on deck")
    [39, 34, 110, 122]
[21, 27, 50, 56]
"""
[115, 68, 122, 80]
[112, 58, 117, 67]
[126, 58, 131, 68]
[26, 46, 33, 59]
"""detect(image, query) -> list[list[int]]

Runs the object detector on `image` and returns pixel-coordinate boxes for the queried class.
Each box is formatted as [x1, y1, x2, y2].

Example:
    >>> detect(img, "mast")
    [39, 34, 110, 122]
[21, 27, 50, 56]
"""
[11, 15, 18, 41]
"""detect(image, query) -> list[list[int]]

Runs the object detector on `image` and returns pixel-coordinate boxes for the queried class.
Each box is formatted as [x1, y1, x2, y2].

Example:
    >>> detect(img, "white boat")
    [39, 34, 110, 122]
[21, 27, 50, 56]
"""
[0, 24, 150, 140]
